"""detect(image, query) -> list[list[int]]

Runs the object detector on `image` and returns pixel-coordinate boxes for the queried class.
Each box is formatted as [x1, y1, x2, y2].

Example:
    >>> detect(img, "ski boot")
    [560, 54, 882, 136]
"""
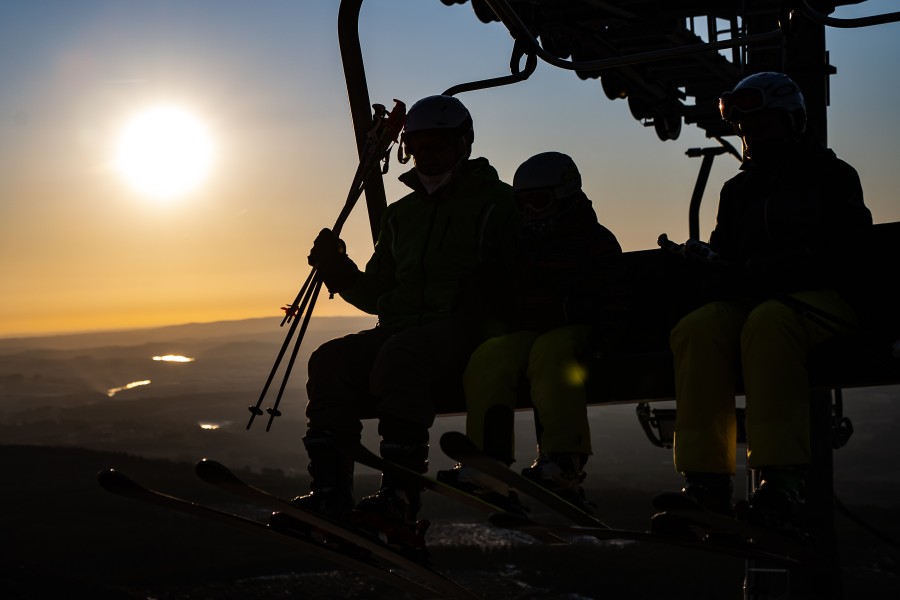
[273, 432, 356, 543]
[651, 472, 734, 539]
[273, 488, 357, 552]
[437, 463, 527, 516]
[349, 436, 431, 558]
[349, 487, 429, 558]
[739, 467, 808, 543]
[520, 453, 594, 514]
[290, 485, 355, 521]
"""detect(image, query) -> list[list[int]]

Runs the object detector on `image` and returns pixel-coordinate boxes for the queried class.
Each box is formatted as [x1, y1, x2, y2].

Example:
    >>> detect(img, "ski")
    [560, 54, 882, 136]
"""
[344, 442, 566, 545]
[651, 492, 822, 564]
[488, 511, 800, 564]
[96, 468, 443, 598]
[439, 431, 609, 528]
[194, 459, 483, 600]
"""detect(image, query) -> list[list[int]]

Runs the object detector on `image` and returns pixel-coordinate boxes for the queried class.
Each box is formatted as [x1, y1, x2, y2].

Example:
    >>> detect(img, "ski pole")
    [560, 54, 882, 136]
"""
[247, 269, 316, 429]
[246, 267, 319, 429]
[265, 279, 323, 431]
[247, 100, 406, 431]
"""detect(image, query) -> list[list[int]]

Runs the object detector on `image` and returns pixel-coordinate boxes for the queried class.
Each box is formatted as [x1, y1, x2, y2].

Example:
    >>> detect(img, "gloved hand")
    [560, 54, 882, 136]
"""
[308, 228, 346, 267]
[307, 228, 360, 293]
[683, 239, 728, 267]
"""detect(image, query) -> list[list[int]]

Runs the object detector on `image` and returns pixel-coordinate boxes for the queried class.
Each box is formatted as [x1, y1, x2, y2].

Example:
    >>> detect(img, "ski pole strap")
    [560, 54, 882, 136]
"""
[384, 99, 407, 144]
[332, 99, 406, 237]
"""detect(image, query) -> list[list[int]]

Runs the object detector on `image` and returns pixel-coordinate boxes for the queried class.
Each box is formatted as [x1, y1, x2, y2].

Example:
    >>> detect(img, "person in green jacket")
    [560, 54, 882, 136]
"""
[294, 95, 519, 546]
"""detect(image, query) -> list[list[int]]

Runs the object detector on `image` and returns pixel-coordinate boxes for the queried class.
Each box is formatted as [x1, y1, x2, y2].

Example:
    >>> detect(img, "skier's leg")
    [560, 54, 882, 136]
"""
[671, 300, 748, 476]
[742, 290, 856, 468]
[359, 320, 474, 526]
[436, 331, 534, 508]
[461, 331, 537, 463]
[526, 324, 593, 456]
[741, 290, 856, 532]
[291, 431, 355, 518]
[299, 326, 395, 515]
[663, 300, 748, 517]
[519, 325, 594, 509]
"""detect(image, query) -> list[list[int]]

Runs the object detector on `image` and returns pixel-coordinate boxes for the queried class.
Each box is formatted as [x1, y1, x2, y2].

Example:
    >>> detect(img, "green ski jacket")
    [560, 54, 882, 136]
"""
[340, 158, 518, 329]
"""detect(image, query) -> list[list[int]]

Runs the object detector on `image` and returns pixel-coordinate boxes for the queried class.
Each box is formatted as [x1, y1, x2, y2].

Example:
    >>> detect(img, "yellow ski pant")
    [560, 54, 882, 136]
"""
[463, 324, 594, 461]
[670, 290, 856, 474]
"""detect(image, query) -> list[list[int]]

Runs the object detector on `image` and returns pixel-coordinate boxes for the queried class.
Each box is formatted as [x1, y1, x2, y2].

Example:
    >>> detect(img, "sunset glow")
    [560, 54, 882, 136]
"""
[0, 2, 897, 339]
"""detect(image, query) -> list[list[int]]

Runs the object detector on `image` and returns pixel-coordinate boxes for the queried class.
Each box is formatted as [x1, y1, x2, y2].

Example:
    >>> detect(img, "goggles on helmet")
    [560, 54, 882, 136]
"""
[718, 87, 767, 123]
[515, 188, 557, 215]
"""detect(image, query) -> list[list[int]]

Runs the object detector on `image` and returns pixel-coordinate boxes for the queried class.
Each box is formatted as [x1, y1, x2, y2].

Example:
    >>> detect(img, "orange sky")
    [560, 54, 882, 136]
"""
[2, 1, 899, 338]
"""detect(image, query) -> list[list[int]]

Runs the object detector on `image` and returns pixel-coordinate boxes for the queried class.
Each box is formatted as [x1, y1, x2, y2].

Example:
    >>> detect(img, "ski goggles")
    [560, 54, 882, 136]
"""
[514, 188, 557, 214]
[401, 129, 461, 155]
[719, 88, 766, 122]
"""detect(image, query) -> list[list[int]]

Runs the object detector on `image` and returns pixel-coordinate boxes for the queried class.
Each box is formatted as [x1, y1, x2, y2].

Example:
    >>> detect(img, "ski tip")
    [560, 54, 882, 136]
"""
[438, 430, 472, 453]
[96, 469, 140, 493]
[194, 458, 233, 482]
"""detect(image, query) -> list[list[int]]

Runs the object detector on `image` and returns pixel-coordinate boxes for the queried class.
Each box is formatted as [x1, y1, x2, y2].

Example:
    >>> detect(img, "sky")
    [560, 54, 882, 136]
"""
[1, 1, 898, 338]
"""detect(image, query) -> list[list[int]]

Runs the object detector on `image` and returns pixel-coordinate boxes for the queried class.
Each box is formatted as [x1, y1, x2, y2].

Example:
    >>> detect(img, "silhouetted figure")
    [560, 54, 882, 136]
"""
[658, 72, 872, 537]
[296, 95, 519, 543]
[438, 151, 626, 513]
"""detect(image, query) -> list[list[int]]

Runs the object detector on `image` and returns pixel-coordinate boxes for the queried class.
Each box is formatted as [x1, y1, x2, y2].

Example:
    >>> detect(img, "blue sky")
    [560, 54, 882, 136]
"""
[1, 1, 898, 336]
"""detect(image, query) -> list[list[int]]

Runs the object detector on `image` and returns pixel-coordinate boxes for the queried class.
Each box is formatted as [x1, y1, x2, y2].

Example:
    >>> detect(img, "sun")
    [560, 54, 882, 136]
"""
[114, 106, 215, 200]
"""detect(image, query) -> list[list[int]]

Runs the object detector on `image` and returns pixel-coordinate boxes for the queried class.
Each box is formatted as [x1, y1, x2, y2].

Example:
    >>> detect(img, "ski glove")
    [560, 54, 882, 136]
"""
[307, 228, 360, 293]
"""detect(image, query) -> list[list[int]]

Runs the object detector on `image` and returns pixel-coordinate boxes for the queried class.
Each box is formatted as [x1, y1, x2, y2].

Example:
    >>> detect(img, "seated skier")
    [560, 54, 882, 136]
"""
[654, 72, 872, 538]
[437, 151, 627, 512]
[293, 95, 519, 547]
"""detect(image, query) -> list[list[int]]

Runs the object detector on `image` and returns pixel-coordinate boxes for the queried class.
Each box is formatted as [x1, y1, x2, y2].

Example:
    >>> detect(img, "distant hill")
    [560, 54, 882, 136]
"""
[0, 315, 377, 352]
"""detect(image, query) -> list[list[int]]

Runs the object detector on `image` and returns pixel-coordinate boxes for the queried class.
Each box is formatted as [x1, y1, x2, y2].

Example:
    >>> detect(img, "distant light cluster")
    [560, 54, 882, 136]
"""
[107, 379, 151, 397]
[152, 355, 195, 362]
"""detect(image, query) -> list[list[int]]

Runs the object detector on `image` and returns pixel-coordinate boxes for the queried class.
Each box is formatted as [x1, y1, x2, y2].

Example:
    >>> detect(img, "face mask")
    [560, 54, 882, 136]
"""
[416, 168, 456, 195]
[745, 138, 790, 168]
[415, 150, 468, 195]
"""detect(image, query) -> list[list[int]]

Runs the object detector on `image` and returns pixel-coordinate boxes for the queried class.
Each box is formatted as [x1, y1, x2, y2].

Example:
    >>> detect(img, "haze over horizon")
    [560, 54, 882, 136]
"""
[2, 1, 899, 337]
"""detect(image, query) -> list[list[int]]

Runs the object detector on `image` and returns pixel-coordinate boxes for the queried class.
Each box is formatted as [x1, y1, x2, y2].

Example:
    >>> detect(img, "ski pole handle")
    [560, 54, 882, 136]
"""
[332, 99, 406, 237]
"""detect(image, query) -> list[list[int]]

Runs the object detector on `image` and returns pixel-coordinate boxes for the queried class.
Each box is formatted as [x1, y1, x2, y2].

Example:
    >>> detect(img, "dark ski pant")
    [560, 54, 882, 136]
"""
[305, 320, 475, 444]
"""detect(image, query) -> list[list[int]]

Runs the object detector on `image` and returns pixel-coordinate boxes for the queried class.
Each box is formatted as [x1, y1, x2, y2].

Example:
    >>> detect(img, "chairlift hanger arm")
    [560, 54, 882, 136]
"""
[338, 0, 387, 244]
[799, 0, 900, 28]
[479, 0, 786, 74]
[443, 40, 537, 96]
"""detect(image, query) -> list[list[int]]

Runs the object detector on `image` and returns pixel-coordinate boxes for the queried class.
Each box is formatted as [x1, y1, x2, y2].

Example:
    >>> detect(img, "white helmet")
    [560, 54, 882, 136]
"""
[404, 95, 474, 142]
[513, 151, 582, 199]
[719, 72, 806, 133]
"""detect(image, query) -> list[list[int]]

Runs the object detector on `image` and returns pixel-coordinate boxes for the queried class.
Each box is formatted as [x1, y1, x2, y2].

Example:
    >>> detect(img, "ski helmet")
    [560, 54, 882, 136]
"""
[512, 151, 584, 227]
[403, 95, 474, 143]
[513, 152, 582, 199]
[718, 72, 806, 134]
